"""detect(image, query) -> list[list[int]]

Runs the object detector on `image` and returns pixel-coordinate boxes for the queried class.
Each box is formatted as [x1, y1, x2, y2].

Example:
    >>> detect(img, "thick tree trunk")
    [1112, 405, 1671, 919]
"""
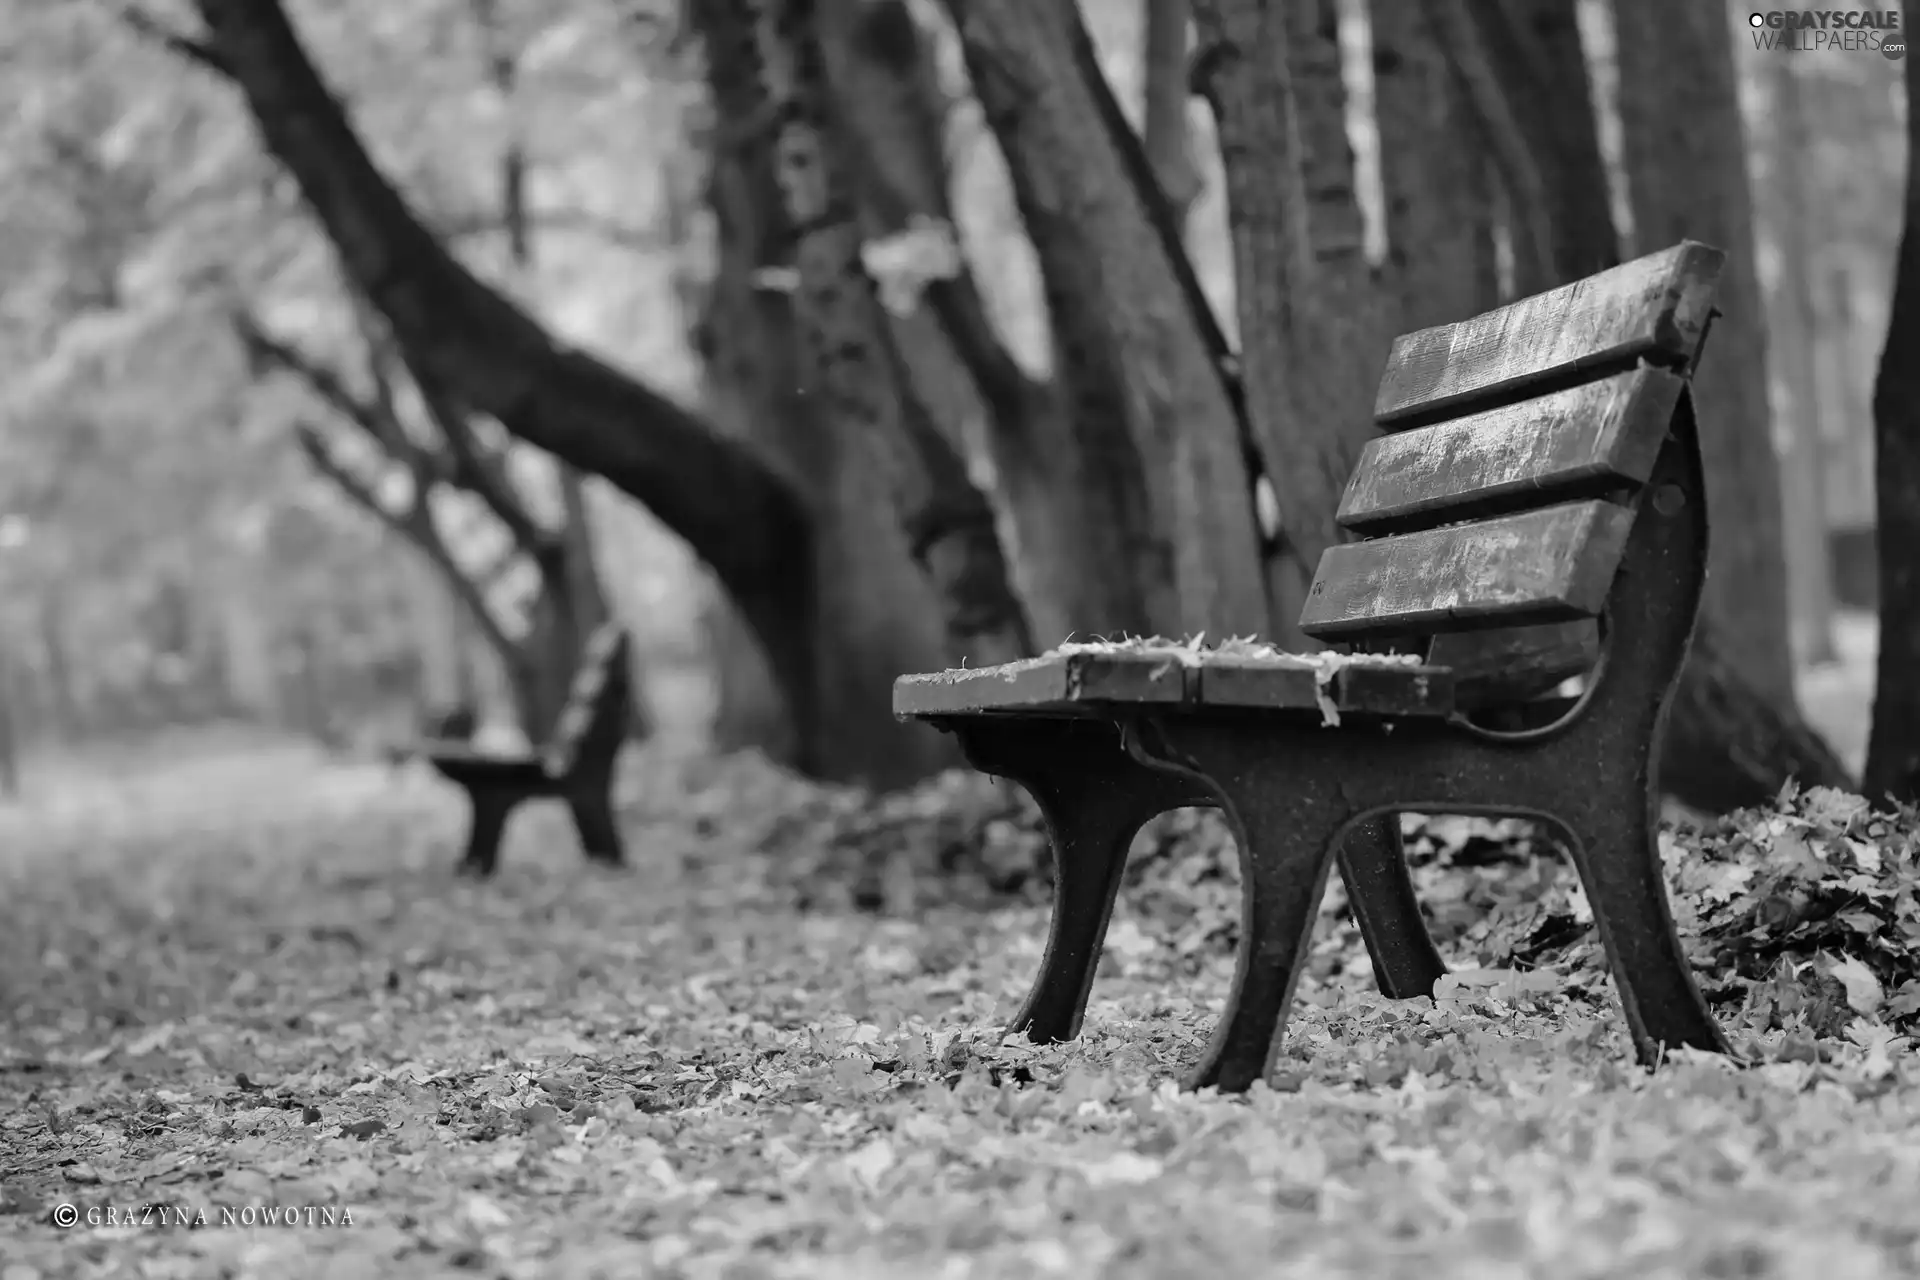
[1667, 624, 1853, 813]
[820, 0, 1160, 646]
[1142, 0, 1202, 222]
[701, 576, 798, 763]
[1460, 0, 1617, 290]
[1613, 0, 1797, 709]
[748, 0, 1033, 672]
[1373, 4, 1500, 334]
[1863, 10, 1920, 805]
[1191, 0, 1384, 644]
[688, 0, 969, 786]
[191, 0, 820, 762]
[943, 0, 1271, 639]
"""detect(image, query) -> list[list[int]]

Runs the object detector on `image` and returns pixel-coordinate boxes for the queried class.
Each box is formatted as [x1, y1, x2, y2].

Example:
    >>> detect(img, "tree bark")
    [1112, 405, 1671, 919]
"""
[818, 0, 1160, 646]
[688, 0, 975, 786]
[743, 0, 1032, 671]
[944, 0, 1270, 640]
[1667, 623, 1853, 813]
[1191, 0, 1383, 644]
[1863, 7, 1920, 804]
[1142, 0, 1202, 222]
[1373, 3, 1500, 334]
[1455, 0, 1616, 290]
[1762, 51, 1838, 667]
[1613, 0, 1797, 709]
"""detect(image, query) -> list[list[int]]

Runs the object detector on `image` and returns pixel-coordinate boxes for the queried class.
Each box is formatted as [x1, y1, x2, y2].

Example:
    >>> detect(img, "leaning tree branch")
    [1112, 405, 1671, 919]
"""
[189, 0, 817, 728]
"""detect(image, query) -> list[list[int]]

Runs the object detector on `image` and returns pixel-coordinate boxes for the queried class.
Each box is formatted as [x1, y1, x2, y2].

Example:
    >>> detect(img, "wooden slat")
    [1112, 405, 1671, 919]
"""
[1427, 621, 1599, 709]
[894, 650, 1458, 720]
[1192, 657, 1449, 717]
[1337, 367, 1684, 533]
[1297, 500, 1634, 639]
[893, 650, 1193, 717]
[1374, 241, 1723, 429]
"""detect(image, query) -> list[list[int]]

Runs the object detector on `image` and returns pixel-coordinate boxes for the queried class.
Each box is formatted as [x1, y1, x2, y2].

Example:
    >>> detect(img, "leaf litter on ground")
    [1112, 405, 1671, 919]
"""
[2, 738, 1919, 1279]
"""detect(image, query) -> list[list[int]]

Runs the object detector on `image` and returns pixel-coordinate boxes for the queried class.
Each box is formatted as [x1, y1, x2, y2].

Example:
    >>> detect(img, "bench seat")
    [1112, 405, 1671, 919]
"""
[895, 644, 1454, 721]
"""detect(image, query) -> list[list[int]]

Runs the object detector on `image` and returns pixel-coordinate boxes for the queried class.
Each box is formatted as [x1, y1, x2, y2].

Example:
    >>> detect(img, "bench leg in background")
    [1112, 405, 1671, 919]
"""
[567, 782, 626, 867]
[1337, 816, 1448, 1000]
[950, 719, 1205, 1044]
[458, 790, 519, 878]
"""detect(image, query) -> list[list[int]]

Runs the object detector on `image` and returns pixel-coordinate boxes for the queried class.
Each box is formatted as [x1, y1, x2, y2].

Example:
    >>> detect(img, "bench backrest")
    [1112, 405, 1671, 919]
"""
[1297, 241, 1723, 653]
[541, 622, 632, 779]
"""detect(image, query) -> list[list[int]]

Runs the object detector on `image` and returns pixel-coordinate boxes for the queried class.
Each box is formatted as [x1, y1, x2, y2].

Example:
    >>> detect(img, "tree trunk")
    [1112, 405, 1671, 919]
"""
[1612, 0, 1797, 709]
[743, 0, 1032, 672]
[1191, 0, 1383, 643]
[1143, 0, 1203, 222]
[819, 0, 1160, 647]
[701, 575, 797, 763]
[1763, 51, 1838, 667]
[689, 0, 969, 786]
[1461, 0, 1617, 289]
[1666, 621, 1853, 812]
[1373, 3, 1501, 334]
[1863, 9, 1920, 805]
[943, 0, 1271, 639]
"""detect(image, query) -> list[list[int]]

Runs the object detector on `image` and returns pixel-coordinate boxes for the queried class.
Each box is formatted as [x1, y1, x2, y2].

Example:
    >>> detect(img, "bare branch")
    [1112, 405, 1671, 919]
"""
[120, 6, 234, 78]
[412, 368, 554, 554]
[291, 419, 409, 529]
[294, 420, 518, 657]
[233, 309, 379, 431]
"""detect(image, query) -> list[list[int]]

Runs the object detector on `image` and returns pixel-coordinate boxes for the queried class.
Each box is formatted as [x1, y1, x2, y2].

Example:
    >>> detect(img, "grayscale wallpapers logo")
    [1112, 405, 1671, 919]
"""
[1747, 10, 1904, 58]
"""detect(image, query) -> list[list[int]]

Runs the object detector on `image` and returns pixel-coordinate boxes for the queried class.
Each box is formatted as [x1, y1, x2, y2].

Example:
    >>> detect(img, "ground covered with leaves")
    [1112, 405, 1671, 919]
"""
[4, 732, 1920, 1278]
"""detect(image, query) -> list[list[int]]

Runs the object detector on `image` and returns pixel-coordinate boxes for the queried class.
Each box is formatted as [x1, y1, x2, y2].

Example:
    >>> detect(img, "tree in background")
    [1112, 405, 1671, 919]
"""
[1865, 4, 1920, 804]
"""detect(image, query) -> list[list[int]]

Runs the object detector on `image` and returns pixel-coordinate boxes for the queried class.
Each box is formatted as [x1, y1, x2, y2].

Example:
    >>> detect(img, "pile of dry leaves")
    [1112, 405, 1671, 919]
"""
[723, 754, 1920, 1037]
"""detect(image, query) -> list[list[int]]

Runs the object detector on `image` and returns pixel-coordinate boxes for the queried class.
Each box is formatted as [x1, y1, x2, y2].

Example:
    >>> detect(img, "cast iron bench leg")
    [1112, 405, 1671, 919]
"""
[1544, 782, 1729, 1063]
[458, 790, 518, 879]
[567, 780, 626, 866]
[1154, 724, 1352, 1093]
[951, 719, 1203, 1043]
[1338, 816, 1448, 1000]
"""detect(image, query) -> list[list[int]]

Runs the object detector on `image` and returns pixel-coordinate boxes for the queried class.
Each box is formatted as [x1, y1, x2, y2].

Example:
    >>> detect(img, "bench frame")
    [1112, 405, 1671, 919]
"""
[895, 243, 1734, 1092]
[424, 624, 633, 878]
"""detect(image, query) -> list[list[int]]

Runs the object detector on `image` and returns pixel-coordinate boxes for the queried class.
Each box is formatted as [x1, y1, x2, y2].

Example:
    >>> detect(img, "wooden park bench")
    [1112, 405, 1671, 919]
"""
[421, 622, 634, 878]
[894, 241, 1735, 1093]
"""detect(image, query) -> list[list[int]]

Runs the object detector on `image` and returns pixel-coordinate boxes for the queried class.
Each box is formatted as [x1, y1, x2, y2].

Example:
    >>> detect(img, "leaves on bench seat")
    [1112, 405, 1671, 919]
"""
[894, 636, 1449, 726]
